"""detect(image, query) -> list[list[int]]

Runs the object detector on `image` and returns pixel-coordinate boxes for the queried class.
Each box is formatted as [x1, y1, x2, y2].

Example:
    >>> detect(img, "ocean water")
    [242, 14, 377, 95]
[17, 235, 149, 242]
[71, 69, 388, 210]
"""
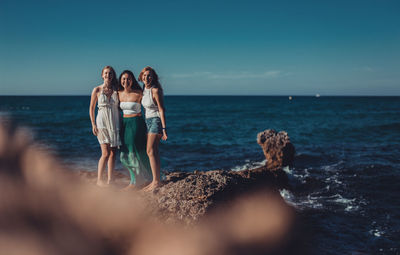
[1, 95, 399, 254]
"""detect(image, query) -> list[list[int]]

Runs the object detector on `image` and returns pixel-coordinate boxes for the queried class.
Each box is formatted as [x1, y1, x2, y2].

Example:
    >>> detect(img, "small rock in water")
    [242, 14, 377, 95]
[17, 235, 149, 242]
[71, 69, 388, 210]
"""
[257, 129, 295, 170]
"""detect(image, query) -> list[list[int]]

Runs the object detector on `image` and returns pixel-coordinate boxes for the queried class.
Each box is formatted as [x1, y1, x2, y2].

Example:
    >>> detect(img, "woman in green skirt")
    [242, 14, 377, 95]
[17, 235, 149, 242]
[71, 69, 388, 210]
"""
[118, 70, 152, 190]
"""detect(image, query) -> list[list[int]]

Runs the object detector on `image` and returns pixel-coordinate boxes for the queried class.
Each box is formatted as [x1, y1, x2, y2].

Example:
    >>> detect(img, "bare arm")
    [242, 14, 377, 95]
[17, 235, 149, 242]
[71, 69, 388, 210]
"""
[89, 87, 99, 136]
[152, 88, 167, 141]
[117, 91, 123, 111]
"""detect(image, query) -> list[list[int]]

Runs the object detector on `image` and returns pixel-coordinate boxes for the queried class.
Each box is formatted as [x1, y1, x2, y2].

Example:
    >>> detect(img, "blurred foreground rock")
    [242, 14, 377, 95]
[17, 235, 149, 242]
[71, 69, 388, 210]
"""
[0, 119, 308, 255]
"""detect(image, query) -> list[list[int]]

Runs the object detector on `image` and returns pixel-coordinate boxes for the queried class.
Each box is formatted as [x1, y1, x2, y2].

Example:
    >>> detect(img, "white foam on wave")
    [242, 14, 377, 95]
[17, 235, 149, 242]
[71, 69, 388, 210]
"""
[369, 221, 386, 238]
[331, 195, 355, 204]
[369, 228, 385, 237]
[291, 168, 310, 183]
[321, 160, 345, 172]
[279, 191, 325, 210]
[279, 187, 362, 212]
[327, 194, 359, 212]
[230, 159, 266, 171]
[344, 205, 359, 212]
[232, 160, 364, 213]
[300, 194, 324, 209]
[325, 173, 343, 184]
[279, 189, 297, 207]
[288, 191, 363, 212]
[282, 166, 292, 174]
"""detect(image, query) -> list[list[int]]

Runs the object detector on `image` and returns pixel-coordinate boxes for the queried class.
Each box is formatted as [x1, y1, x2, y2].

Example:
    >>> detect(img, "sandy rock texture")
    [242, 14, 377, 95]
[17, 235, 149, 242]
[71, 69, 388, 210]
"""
[141, 167, 289, 224]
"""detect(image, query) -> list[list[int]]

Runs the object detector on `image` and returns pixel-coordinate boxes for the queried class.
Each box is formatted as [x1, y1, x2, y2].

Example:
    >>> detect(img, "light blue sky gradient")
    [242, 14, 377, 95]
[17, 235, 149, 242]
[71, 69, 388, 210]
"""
[1, 0, 399, 95]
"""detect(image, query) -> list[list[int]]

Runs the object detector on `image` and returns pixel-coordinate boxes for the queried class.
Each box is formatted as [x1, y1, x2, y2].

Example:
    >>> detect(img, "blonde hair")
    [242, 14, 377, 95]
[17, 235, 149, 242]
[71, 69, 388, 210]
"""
[101, 66, 118, 90]
[138, 66, 163, 92]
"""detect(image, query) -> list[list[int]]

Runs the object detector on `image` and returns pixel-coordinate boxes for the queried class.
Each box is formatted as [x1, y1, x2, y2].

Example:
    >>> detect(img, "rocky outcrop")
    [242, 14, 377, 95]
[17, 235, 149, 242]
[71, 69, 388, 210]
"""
[122, 129, 295, 224]
[257, 129, 295, 170]
[78, 166, 289, 225]
[142, 167, 288, 224]
[78, 129, 296, 225]
[0, 120, 306, 255]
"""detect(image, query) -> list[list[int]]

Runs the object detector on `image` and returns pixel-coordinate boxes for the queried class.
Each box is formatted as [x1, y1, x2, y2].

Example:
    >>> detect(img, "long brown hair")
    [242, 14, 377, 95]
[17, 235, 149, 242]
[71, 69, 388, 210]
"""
[118, 70, 142, 91]
[138, 66, 163, 92]
[101, 66, 118, 91]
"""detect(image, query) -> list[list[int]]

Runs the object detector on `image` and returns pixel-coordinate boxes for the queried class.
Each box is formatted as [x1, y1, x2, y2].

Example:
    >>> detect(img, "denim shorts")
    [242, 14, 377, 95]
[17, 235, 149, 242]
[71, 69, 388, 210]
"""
[145, 117, 162, 134]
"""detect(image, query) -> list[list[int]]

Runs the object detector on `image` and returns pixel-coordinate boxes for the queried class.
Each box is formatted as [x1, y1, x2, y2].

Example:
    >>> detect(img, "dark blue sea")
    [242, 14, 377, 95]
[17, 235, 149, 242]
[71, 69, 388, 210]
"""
[1, 96, 399, 254]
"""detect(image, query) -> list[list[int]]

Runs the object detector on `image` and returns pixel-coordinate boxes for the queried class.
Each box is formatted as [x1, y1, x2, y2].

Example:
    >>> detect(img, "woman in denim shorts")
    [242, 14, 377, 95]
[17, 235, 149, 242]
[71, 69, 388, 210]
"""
[139, 66, 167, 191]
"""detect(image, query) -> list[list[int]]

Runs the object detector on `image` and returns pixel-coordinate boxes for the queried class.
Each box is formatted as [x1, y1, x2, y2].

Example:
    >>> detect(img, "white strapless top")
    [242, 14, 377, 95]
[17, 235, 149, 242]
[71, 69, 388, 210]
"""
[120, 101, 141, 115]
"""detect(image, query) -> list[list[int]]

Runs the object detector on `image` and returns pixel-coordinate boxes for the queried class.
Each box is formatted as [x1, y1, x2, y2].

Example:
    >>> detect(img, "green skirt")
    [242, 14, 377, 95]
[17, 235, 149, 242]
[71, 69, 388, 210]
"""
[120, 116, 152, 186]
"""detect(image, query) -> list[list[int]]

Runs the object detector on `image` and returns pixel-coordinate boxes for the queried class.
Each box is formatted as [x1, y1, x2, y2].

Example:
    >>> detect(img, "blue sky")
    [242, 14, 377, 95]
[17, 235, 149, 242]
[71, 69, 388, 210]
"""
[0, 0, 399, 95]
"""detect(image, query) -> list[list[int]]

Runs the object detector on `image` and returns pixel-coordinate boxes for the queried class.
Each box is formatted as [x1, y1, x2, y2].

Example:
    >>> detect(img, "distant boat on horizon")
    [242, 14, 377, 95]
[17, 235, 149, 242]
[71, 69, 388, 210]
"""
[316, 94, 320, 98]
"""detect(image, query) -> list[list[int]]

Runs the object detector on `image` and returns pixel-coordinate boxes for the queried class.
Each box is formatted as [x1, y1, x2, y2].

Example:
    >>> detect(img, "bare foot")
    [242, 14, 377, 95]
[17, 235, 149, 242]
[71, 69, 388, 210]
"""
[121, 184, 137, 191]
[107, 179, 114, 185]
[142, 181, 162, 192]
[139, 181, 151, 190]
[96, 180, 107, 187]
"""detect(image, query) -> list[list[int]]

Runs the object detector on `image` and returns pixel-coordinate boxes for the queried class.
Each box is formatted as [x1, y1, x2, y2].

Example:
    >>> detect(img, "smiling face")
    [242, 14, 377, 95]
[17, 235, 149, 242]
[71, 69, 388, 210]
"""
[102, 68, 113, 82]
[120, 73, 133, 90]
[142, 70, 153, 86]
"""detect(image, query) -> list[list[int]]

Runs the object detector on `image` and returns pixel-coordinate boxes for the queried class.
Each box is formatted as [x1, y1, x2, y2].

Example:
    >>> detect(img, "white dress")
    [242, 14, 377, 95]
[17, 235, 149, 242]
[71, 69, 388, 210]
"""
[96, 90, 121, 147]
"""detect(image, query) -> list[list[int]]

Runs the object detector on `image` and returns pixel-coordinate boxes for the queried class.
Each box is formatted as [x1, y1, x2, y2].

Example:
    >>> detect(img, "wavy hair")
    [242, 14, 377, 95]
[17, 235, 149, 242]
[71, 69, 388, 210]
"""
[101, 66, 118, 91]
[138, 66, 163, 92]
[118, 70, 142, 91]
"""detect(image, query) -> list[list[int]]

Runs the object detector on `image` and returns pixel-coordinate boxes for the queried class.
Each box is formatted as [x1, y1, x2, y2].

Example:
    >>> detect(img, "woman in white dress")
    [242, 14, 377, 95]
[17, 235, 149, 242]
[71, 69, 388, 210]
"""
[89, 66, 122, 186]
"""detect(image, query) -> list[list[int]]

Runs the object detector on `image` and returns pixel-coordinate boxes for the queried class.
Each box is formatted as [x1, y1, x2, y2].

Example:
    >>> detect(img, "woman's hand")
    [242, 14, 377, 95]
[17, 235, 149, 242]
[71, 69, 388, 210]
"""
[162, 129, 168, 141]
[92, 125, 98, 136]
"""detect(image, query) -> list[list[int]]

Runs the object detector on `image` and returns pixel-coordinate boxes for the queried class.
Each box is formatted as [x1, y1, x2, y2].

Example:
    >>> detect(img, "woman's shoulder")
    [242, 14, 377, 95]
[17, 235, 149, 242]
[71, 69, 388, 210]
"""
[151, 87, 160, 94]
[124, 89, 142, 97]
[133, 89, 143, 95]
[92, 85, 102, 94]
[119, 90, 142, 101]
[151, 87, 163, 97]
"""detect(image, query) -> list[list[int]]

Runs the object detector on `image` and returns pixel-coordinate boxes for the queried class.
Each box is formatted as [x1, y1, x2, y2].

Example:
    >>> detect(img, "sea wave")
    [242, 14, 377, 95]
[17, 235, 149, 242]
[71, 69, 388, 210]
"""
[230, 159, 266, 171]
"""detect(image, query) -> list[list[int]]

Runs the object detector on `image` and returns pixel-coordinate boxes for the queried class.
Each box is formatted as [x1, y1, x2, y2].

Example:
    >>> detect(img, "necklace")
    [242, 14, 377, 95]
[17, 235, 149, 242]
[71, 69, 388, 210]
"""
[103, 85, 113, 98]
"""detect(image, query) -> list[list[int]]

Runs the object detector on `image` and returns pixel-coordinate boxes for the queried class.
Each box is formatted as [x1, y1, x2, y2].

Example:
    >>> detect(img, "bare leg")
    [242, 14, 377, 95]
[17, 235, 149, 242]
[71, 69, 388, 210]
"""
[143, 133, 162, 191]
[156, 142, 161, 175]
[107, 147, 117, 184]
[97, 144, 110, 186]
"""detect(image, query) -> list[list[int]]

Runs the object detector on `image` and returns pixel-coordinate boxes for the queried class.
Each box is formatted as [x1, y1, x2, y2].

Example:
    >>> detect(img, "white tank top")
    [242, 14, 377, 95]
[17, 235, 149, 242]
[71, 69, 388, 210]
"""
[142, 87, 160, 118]
[120, 101, 141, 115]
